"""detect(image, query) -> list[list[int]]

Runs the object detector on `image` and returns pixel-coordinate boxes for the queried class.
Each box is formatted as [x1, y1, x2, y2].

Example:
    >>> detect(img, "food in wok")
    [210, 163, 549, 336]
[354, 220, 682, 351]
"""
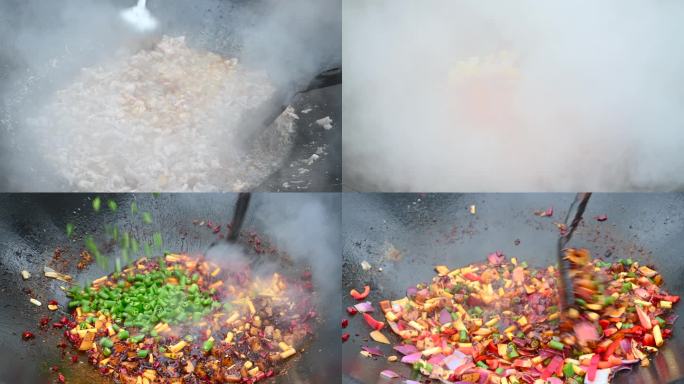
[59, 253, 315, 383]
[350, 249, 679, 383]
[25, 36, 296, 191]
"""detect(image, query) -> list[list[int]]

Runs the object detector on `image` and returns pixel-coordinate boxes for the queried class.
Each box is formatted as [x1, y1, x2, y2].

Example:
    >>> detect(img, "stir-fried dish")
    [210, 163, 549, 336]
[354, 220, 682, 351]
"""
[350, 249, 679, 384]
[61, 254, 315, 383]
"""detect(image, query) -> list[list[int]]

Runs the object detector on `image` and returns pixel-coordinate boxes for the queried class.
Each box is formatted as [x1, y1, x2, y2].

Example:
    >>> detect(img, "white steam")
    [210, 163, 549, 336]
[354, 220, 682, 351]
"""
[247, 193, 341, 302]
[343, 0, 684, 191]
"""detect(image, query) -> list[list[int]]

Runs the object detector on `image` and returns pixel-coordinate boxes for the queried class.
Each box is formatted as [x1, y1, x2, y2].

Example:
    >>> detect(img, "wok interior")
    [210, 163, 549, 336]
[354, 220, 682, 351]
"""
[341, 193, 684, 384]
[0, 194, 339, 383]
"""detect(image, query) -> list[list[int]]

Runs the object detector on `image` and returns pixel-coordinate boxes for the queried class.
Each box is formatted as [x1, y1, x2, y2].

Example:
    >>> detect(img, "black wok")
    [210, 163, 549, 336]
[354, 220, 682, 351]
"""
[0, 193, 340, 383]
[0, 0, 341, 192]
[342, 193, 684, 384]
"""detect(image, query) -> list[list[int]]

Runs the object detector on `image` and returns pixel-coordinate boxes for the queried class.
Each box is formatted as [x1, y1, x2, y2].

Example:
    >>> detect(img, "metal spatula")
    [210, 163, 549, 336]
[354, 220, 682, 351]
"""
[557, 192, 592, 313]
[120, 0, 158, 33]
[205, 193, 252, 260]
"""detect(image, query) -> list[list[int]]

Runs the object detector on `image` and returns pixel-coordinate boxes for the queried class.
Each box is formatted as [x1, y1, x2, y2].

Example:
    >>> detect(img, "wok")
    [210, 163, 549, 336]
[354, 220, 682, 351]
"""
[342, 193, 684, 384]
[0, 193, 341, 383]
[0, 0, 341, 192]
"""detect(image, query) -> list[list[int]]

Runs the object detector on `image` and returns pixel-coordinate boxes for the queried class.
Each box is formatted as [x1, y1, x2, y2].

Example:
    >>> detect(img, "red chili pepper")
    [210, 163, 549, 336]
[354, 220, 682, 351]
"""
[350, 285, 371, 300]
[346, 306, 358, 315]
[587, 354, 600, 381]
[39, 316, 50, 328]
[341, 319, 349, 328]
[363, 313, 385, 331]
[341, 333, 350, 342]
[463, 273, 481, 282]
[52, 322, 65, 329]
[57, 373, 65, 383]
[71, 354, 78, 363]
[21, 331, 34, 341]
[599, 319, 610, 328]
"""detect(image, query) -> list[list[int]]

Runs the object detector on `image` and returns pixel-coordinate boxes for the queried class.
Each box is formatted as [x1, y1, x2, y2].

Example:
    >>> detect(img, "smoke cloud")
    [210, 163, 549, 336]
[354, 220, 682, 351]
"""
[343, 0, 684, 192]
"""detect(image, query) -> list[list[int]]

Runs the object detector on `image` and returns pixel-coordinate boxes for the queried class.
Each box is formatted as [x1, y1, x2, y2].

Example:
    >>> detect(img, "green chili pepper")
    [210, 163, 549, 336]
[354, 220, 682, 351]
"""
[130, 334, 145, 343]
[137, 349, 149, 358]
[507, 343, 519, 359]
[202, 339, 214, 352]
[66, 223, 75, 238]
[548, 340, 565, 351]
[563, 363, 575, 378]
[142, 212, 153, 224]
[117, 330, 129, 340]
[92, 197, 101, 212]
[100, 338, 114, 348]
[459, 329, 468, 342]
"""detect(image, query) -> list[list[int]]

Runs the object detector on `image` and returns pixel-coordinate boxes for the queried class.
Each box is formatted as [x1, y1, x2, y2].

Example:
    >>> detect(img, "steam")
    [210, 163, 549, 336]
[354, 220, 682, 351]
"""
[0, 0, 341, 191]
[201, 193, 341, 376]
[246, 193, 341, 303]
[343, 0, 684, 191]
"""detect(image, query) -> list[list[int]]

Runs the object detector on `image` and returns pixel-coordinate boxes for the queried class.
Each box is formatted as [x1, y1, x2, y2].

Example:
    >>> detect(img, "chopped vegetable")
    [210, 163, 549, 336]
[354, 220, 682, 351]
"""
[58, 253, 316, 383]
[361, 249, 678, 383]
[363, 313, 385, 331]
[21, 270, 31, 280]
[350, 285, 371, 300]
[43, 266, 72, 282]
[92, 197, 101, 212]
[370, 330, 390, 344]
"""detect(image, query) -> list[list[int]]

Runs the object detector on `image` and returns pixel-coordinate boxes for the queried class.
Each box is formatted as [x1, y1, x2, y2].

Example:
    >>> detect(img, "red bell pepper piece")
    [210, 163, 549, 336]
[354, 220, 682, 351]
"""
[541, 356, 563, 380]
[363, 313, 385, 331]
[603, 336, 622, 360]
[643, 333, 655, 346]
[463, 273, 481, 282]
[350, 285, 371, 300]
[657, 295, 680, 303]
[587, 354, 599, 381]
